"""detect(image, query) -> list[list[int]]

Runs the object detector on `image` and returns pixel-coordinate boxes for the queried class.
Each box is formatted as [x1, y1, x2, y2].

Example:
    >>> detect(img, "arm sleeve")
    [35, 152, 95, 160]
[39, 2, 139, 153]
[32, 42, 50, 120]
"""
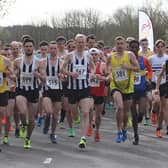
[144, 57, 152, 79]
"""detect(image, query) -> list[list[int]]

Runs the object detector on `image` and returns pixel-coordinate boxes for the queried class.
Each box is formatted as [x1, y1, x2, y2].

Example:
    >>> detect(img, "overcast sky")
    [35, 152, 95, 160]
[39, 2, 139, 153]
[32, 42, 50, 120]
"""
[0, 0, 161, 26]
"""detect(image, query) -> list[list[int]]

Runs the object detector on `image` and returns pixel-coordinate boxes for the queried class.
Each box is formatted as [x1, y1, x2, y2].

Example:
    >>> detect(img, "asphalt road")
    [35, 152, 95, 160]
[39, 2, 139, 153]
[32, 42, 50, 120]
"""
[0, 109, 168, 168]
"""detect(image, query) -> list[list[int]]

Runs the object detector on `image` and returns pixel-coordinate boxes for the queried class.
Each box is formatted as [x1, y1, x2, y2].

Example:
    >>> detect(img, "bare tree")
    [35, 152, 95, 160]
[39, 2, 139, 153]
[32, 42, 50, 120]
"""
[0, 0, 16, 17]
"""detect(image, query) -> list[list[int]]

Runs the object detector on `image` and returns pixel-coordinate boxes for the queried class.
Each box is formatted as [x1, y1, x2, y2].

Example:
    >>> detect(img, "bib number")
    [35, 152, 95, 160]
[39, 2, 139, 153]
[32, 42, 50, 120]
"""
[20, 72, 34, 87]
[46, 76, 59, 89]
[0, 73, 3, 87]
[134, 73, 141, 85]
[73, 65, 87, 80]
[89, 74, 100, 87]
[114, 68, 128, 82]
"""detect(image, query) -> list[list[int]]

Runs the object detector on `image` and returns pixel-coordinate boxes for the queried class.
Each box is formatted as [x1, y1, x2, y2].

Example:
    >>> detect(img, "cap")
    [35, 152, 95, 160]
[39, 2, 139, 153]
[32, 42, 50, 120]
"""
[89, 48, 100, 55]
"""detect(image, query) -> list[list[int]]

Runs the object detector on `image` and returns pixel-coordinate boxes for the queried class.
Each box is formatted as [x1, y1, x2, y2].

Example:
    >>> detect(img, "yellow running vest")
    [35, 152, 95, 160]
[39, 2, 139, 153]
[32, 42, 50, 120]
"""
[110, 51, 134, 94]
[0, 55, 8, 93]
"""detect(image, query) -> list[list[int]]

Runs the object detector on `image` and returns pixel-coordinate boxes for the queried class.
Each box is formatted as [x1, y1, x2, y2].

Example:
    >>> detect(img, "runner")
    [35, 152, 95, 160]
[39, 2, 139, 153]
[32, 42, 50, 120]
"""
[40, 41, 63, 143]
[149, 39, 168, 138]
[35, 41, 49, 127]
[129, 40, 152, 145]
[10, 41, 21, 137]
[156, 58, 168, 135]
[61, 34, 95, 148]
[106, 36, 139, 143]
[89, 48, 108, 142]
[14, 38, 41, 148]
[56, 36, 68, 129]
[0, 48, 13, 147]
[139, 38, 154, 125]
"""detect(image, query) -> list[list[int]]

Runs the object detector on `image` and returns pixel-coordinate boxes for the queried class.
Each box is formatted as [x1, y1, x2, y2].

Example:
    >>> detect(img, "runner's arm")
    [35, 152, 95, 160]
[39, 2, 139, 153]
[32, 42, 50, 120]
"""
[60, 54, 72, 76]
[156, 64, 165, 90]
[144, 57, 152, 80]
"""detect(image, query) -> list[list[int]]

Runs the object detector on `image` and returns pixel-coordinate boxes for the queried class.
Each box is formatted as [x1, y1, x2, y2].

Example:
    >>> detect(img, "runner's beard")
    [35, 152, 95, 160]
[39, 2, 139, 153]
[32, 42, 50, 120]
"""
[26, 52, 33, 56]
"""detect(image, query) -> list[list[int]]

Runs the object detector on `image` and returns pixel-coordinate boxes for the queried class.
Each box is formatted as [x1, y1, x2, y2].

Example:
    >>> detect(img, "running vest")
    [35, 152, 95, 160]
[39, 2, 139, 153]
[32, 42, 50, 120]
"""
[44, 56, 62, 91]
[68, 51, 89, 90]
[110, 51, 134, 94]
[134, 56, 147, 91]
[149, 54, 168, 84]
[90, 61, 105, 97]
[0, 55, 8, 93]
[17, 56, 38, 91]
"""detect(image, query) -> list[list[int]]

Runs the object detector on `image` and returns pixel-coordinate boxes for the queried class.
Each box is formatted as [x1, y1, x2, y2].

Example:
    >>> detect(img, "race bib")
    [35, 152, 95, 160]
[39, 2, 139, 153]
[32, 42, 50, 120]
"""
[0, 72, 3, 87]
[89, 75, 100, 87]
[20, 72, 34, 87]
[73, 65, 87, 80]
[46, 76, 59, 89]
[134, 73, 141, 85]
[114, 67, 128, 82]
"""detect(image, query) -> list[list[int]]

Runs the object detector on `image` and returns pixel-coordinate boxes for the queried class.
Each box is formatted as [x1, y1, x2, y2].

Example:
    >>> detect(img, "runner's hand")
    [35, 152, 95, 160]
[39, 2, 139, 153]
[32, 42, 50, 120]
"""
[70, 72, 79, 79]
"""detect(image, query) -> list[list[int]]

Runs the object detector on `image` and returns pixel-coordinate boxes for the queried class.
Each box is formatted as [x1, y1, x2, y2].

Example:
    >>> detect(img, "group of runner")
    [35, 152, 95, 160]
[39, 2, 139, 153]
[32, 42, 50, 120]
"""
[0, 33, 168, 151]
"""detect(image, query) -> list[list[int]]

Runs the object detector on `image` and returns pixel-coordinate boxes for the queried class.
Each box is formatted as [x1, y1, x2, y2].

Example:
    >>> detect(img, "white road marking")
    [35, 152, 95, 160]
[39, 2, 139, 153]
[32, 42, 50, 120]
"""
[43, 158, 52, 164]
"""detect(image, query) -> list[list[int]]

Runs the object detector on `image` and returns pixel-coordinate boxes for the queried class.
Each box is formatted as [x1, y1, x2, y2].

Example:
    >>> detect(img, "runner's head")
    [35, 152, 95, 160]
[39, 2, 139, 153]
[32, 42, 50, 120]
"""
[126, 37, 135, 50]
[75, 34, 86, 52]
[89, 48, 100, 62]
[67, 39, 75, 52]
[3, 44, 12, 59]
[165, 45, 168, 55]
[49, 41, 57, 57]
[39, 41, 48, 57]
[140, 38, 149, 51]
[87, 34, 96, 49]
[115, 36, 126, 53]
[10, 41, 20, 58]
[129, 40, 140, 56]
[155, 39, 165, 56]
[56, 36, 67, 52]
[23, 38, 35, 56]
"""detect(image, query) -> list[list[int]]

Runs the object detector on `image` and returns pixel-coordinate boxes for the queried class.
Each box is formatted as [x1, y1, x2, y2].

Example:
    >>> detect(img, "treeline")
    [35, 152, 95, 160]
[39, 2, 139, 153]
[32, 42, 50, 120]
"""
[1, 0, 168, 47]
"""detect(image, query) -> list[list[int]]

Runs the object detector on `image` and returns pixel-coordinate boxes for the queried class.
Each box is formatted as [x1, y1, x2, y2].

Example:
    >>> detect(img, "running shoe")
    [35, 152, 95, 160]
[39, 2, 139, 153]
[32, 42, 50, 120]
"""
[87, 127, 92, 136]
[144, 118, 150, 126]
[24, 138, 32, 149]
[127, 117, 132, 127]
[50, 134, 57, 144]
[78, 138, 86, 148]
[20, 126, 27, 138]
[156, 129, 162, 138]
[122, 129, 127, 142]
[94, 131, 100, 142]
[3, 136, 9, 145]
[116, 131, 123, 143]
[59, 122, 66, 129]
[69, 128, 75, 137]
[132, 134, 139, 145]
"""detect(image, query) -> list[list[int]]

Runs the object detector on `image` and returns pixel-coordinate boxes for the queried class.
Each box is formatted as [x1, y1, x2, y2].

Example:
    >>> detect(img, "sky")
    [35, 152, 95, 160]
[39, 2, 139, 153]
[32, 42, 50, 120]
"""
[0, 0, 159, 26]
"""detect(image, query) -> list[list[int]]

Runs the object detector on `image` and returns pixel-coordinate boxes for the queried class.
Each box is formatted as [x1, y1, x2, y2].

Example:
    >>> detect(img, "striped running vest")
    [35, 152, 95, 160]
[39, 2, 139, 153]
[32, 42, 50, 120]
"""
[68, 50, 89, 90]
[16, 56, 38, 91]
[44, 56, 62, 90]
